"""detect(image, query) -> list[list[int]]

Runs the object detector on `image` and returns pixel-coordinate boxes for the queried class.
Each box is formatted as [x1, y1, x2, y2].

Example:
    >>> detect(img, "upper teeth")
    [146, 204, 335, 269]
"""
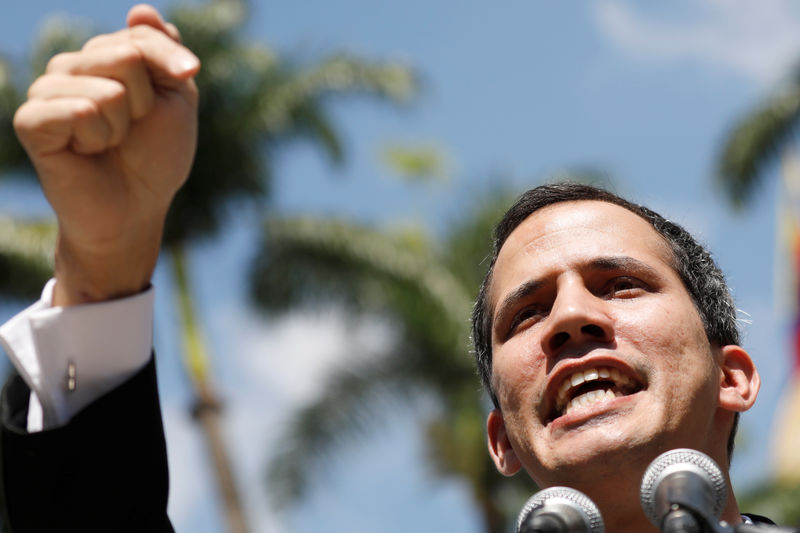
[556, 366, 633, 415]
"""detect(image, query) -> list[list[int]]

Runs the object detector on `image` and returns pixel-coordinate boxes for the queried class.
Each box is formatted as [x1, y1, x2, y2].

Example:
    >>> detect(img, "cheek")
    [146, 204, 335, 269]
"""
[616, 298, 717, 394]
[616, 295, 708, 354]
[492, 337, 546, 415]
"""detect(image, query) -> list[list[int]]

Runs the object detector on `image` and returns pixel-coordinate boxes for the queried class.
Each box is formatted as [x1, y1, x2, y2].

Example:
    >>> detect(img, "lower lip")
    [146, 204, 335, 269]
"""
[547, 390, 643, 432]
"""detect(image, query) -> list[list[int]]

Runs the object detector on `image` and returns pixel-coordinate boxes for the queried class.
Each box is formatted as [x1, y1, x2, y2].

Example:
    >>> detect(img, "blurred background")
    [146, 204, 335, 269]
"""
[2, 0, 800, 531]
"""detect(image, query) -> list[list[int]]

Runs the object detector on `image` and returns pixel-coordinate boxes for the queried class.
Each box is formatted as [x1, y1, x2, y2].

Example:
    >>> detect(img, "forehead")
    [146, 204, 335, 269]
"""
[491, 200, 675, 301]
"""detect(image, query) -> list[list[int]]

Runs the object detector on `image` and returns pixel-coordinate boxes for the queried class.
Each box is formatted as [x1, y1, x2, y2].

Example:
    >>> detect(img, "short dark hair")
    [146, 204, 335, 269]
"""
[471, 182, 741, 460]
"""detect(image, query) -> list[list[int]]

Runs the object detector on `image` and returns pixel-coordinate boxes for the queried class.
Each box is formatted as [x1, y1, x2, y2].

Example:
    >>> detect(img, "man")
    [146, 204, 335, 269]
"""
[0, 4, 768, 532]
[469, 185, 764, 530]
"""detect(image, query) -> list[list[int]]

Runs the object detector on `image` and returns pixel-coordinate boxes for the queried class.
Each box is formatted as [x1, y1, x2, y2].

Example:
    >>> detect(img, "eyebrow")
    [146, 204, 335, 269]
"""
[491, 255, 663, 335]
[590, 256, 662, 278]
[492, 279, 545, 335]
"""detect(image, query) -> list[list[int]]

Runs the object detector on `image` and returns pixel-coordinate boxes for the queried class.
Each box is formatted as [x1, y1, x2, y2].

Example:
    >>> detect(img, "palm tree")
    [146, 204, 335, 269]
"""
[0, 1, 415, 531]
[717, 63, 800, 523]
[251, 191, 537, 533]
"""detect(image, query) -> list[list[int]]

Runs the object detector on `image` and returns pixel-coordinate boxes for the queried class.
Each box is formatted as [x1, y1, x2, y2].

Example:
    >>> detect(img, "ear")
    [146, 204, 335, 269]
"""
[717, 345, 760, 413]
[487, 409, 522, 476]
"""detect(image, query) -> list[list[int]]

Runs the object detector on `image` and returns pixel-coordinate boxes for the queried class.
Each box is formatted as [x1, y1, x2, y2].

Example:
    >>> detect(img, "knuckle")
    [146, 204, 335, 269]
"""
[99, 78, 127, 103]
[108, 43, 145, 70]
[12, 101, 54, 148]
[166, 23, 182, 43]
[45, 52, 76, 73]
[129, 24, 159, 41]
[26, 75, 50, 98]
[71, 98, 99, 120]
[82, 28, 126, 50]
[83, 33, 109, 50]
[12, 103, 33, 134]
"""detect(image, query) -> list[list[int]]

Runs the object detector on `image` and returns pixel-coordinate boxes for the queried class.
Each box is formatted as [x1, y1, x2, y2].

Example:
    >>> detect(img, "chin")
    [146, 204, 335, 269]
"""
[530, 426, 659, 486]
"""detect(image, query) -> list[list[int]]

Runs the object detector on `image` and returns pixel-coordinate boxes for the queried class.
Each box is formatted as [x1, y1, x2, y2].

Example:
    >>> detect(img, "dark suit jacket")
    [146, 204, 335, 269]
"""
[0, 358, 172, 532]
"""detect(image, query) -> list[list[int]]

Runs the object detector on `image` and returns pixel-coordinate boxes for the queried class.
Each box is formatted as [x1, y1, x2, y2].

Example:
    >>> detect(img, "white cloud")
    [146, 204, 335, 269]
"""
[592, 0, 800, 86]
[219, 305, 395, 406]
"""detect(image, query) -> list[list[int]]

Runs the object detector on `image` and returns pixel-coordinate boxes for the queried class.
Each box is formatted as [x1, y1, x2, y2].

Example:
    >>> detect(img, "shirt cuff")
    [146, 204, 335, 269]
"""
[0, 279, 154, 431]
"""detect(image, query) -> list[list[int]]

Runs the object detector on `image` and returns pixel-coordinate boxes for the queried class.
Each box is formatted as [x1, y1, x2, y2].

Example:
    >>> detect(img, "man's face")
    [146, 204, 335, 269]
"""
[487, 200, 724, 486]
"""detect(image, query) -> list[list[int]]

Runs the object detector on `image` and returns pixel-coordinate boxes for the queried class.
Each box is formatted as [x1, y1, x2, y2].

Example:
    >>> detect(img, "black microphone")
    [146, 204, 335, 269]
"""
[517, 486, 605, 533]
[640, 448, 727, 532]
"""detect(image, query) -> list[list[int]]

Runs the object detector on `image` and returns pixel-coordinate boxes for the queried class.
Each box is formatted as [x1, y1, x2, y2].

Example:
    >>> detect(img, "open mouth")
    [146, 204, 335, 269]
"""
[549, 366, 643, 421]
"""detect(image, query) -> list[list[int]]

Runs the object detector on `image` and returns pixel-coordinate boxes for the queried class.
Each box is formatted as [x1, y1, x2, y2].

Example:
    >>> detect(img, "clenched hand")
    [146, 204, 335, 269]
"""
[14, 4, 200, 305]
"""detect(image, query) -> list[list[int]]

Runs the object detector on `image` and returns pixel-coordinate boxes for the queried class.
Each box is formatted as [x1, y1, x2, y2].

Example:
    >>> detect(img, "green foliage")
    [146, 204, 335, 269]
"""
[0, 217, 55, 301]
[252, 191, 537, 532]
[380, 142, 450, 182]
[0, 59, 29, 178]
[717, 64, 800, 207]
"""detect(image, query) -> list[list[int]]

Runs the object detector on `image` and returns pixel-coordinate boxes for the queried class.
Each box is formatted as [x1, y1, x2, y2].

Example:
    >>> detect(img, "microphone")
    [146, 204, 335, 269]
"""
[640, 448, 727, 532]
[517, 486, 605, 533]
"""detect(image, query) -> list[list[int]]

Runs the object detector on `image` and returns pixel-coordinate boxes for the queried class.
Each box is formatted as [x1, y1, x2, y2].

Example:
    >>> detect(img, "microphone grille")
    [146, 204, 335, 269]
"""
[640, 448, 727, 526]
[517, 486, 605, 533]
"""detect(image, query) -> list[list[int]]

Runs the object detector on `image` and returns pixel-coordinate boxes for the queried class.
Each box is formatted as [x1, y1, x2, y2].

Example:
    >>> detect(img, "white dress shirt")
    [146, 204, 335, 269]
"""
[0, 279, 154, 432]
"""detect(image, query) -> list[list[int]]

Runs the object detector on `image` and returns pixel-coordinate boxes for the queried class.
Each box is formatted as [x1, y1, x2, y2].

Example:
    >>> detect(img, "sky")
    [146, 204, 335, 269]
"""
[2, 0, 800, 531]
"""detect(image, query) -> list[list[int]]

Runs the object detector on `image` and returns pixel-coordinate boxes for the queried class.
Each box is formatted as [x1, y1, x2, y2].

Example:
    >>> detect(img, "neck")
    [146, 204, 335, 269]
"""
[719, 470, 743, 527]
[582, 477, 657, 532]
[554, 466, 741, 531]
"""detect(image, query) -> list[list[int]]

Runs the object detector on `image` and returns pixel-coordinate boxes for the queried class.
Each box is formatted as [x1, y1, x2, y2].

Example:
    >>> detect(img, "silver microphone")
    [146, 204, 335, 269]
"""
[640, 448, 727, 531]
[517, 486, 605, 533]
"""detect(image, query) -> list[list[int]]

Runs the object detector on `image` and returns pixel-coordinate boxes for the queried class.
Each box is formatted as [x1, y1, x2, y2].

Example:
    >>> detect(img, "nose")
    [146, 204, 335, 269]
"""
[540, 279, 614, 355]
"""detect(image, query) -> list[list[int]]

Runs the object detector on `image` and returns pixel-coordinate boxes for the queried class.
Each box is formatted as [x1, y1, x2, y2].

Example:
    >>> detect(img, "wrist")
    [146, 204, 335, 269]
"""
[52, 219, 164, 306]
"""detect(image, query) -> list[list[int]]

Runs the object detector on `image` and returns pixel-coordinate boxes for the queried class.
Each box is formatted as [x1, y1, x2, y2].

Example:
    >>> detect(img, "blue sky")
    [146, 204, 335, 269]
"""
[2, 1, 800, 531]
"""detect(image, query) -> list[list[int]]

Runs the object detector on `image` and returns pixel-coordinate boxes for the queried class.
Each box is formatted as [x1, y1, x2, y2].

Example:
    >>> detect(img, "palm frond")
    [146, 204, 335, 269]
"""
[718, 87, 800, 208]
[257, 54, 415, 134]
[380, 142, 450, 182]
[290, 103, 345, 164]
[253, 216, 473, 329]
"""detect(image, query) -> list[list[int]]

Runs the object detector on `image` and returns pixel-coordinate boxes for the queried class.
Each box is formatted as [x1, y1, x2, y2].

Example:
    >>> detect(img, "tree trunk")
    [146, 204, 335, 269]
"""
[171, 244, 250, 533]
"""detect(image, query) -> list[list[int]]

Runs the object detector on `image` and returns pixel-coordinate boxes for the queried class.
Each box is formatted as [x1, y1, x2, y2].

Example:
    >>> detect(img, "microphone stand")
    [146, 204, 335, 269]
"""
[659, 500, 731, 533]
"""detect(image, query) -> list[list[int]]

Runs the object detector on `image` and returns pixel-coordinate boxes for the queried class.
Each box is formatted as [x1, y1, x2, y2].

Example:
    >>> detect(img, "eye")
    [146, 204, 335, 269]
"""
[605, 276, 646, 298]
[508, 305, 546, 335]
